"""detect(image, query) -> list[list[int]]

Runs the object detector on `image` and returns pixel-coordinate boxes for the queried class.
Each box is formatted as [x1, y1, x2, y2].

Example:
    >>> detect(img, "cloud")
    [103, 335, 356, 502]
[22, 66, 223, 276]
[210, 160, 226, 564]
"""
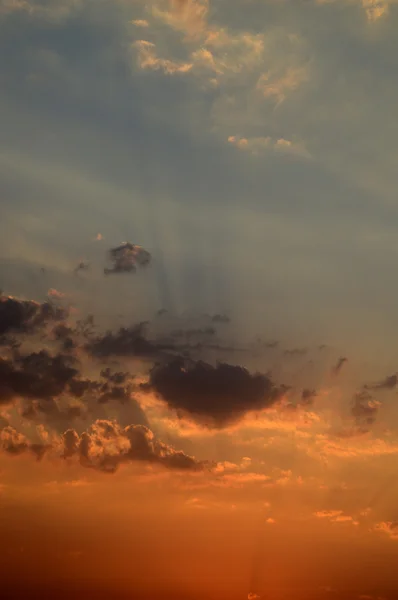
[0, 350, 80, 405]
[0, 425, 50, 459]
[310, 433, 398, 458]
[104, 242, 152, 275]
[0, 418, 207, 472]
[300, 388, 318, 406]
[63, 419, 209, 473]
[47, 288, 65, 299]
[131, 19, 149, 28]
[211, 313, 230, 324]
[361, 0, 389, 21]
[86, 322, 166, 359]
[331, 356, 348, 376]
[366, 373, 398, 391]
[133, 40, 193, 75]
[0, 293, 67, 340]
[351, 390, 380, 425]
[0, 0, 83, 21]
[143, 357, 287, 427]
[0, 338, 148, 433]
[314, 509, 359, 526]
[73, 261, 90, 276]
[84, 313, 235, 361]
[227, 135, 310, 158]
[374, 521, 398, 539]
[256, 66, 309, 105]
[150, 0, 209, 40]
[314, 0, 389, 22]
[129, 0, 310, 157]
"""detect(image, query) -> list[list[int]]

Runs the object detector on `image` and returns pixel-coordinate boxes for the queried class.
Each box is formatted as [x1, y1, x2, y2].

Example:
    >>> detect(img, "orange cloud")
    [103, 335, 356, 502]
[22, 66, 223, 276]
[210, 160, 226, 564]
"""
[256, 67, 309, 105]
[133, 40, 193, 75]
[314, 510, 359, 526]
[130, 18, 149, 27]
[374, 521, 398, 539]
[228, 134, 310, 158]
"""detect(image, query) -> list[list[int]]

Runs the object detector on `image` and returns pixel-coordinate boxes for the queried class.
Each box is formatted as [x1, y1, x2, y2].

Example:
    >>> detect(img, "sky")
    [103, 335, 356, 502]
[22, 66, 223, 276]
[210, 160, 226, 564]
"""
[1, 0, 398, 598]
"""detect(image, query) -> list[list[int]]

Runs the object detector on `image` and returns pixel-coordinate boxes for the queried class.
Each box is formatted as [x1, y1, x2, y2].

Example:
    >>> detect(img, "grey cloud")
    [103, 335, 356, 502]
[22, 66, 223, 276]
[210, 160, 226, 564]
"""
[86, 322, 168, 359]
[143, 357, 287, 427]
[104, 243, 151, 276]
[366, 373, 398, 391]
[0, 337, 147, 433]
[331, 357, 348, 376]
[283, 348, 308, 357]
[351, 389, 379, 425]
[0, 293, 67, 340]
[210, 314, 231, 324]
[0, 350, 79, 405]
[300, 388, 317, 406]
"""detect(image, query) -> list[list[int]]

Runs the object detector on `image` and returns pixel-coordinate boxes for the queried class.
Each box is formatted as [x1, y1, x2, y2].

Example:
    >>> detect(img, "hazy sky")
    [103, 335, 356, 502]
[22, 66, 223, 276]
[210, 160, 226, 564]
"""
[2, 1, 398, 599]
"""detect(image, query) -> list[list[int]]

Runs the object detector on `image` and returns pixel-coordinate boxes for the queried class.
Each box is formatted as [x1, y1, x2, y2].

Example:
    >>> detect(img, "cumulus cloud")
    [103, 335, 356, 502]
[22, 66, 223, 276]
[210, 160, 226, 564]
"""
[143, 357, 287, 427]
[63, 419, 209, 473]
[0, 425, 50, 460]
[104, 242, 152, 275]
[0, 418, 207, 472]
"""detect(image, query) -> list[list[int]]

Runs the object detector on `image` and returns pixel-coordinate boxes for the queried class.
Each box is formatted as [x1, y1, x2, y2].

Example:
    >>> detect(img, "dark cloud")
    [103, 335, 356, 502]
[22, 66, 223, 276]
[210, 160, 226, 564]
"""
[283, 348, 307, 357]
[104, 243, 151, 275]
[210, 314, 231, 324]
[366, 373, 398, 391]
[0, 294, 67, 340]
[52, 322, 77, 352]
[333, 426, 370, 439]
[351, 390, 379, 425]
[74, 261, 90, 276]
[300, 388, 317, 406]
[143, 357, 286, 427]
[170, 327, 216, 339]
[331, 356, 348, 376]
[0, 350, 79, 405]
[86, 322, 167, 359]
[62, 428, 80, 459]
[0, 347, 145, 433]
[100, 368, 131, 385]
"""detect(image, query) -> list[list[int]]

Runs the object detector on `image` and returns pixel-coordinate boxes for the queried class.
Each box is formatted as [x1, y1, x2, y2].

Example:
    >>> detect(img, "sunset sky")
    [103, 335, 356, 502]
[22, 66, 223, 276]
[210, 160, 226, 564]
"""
[2, 1, 398, 598]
